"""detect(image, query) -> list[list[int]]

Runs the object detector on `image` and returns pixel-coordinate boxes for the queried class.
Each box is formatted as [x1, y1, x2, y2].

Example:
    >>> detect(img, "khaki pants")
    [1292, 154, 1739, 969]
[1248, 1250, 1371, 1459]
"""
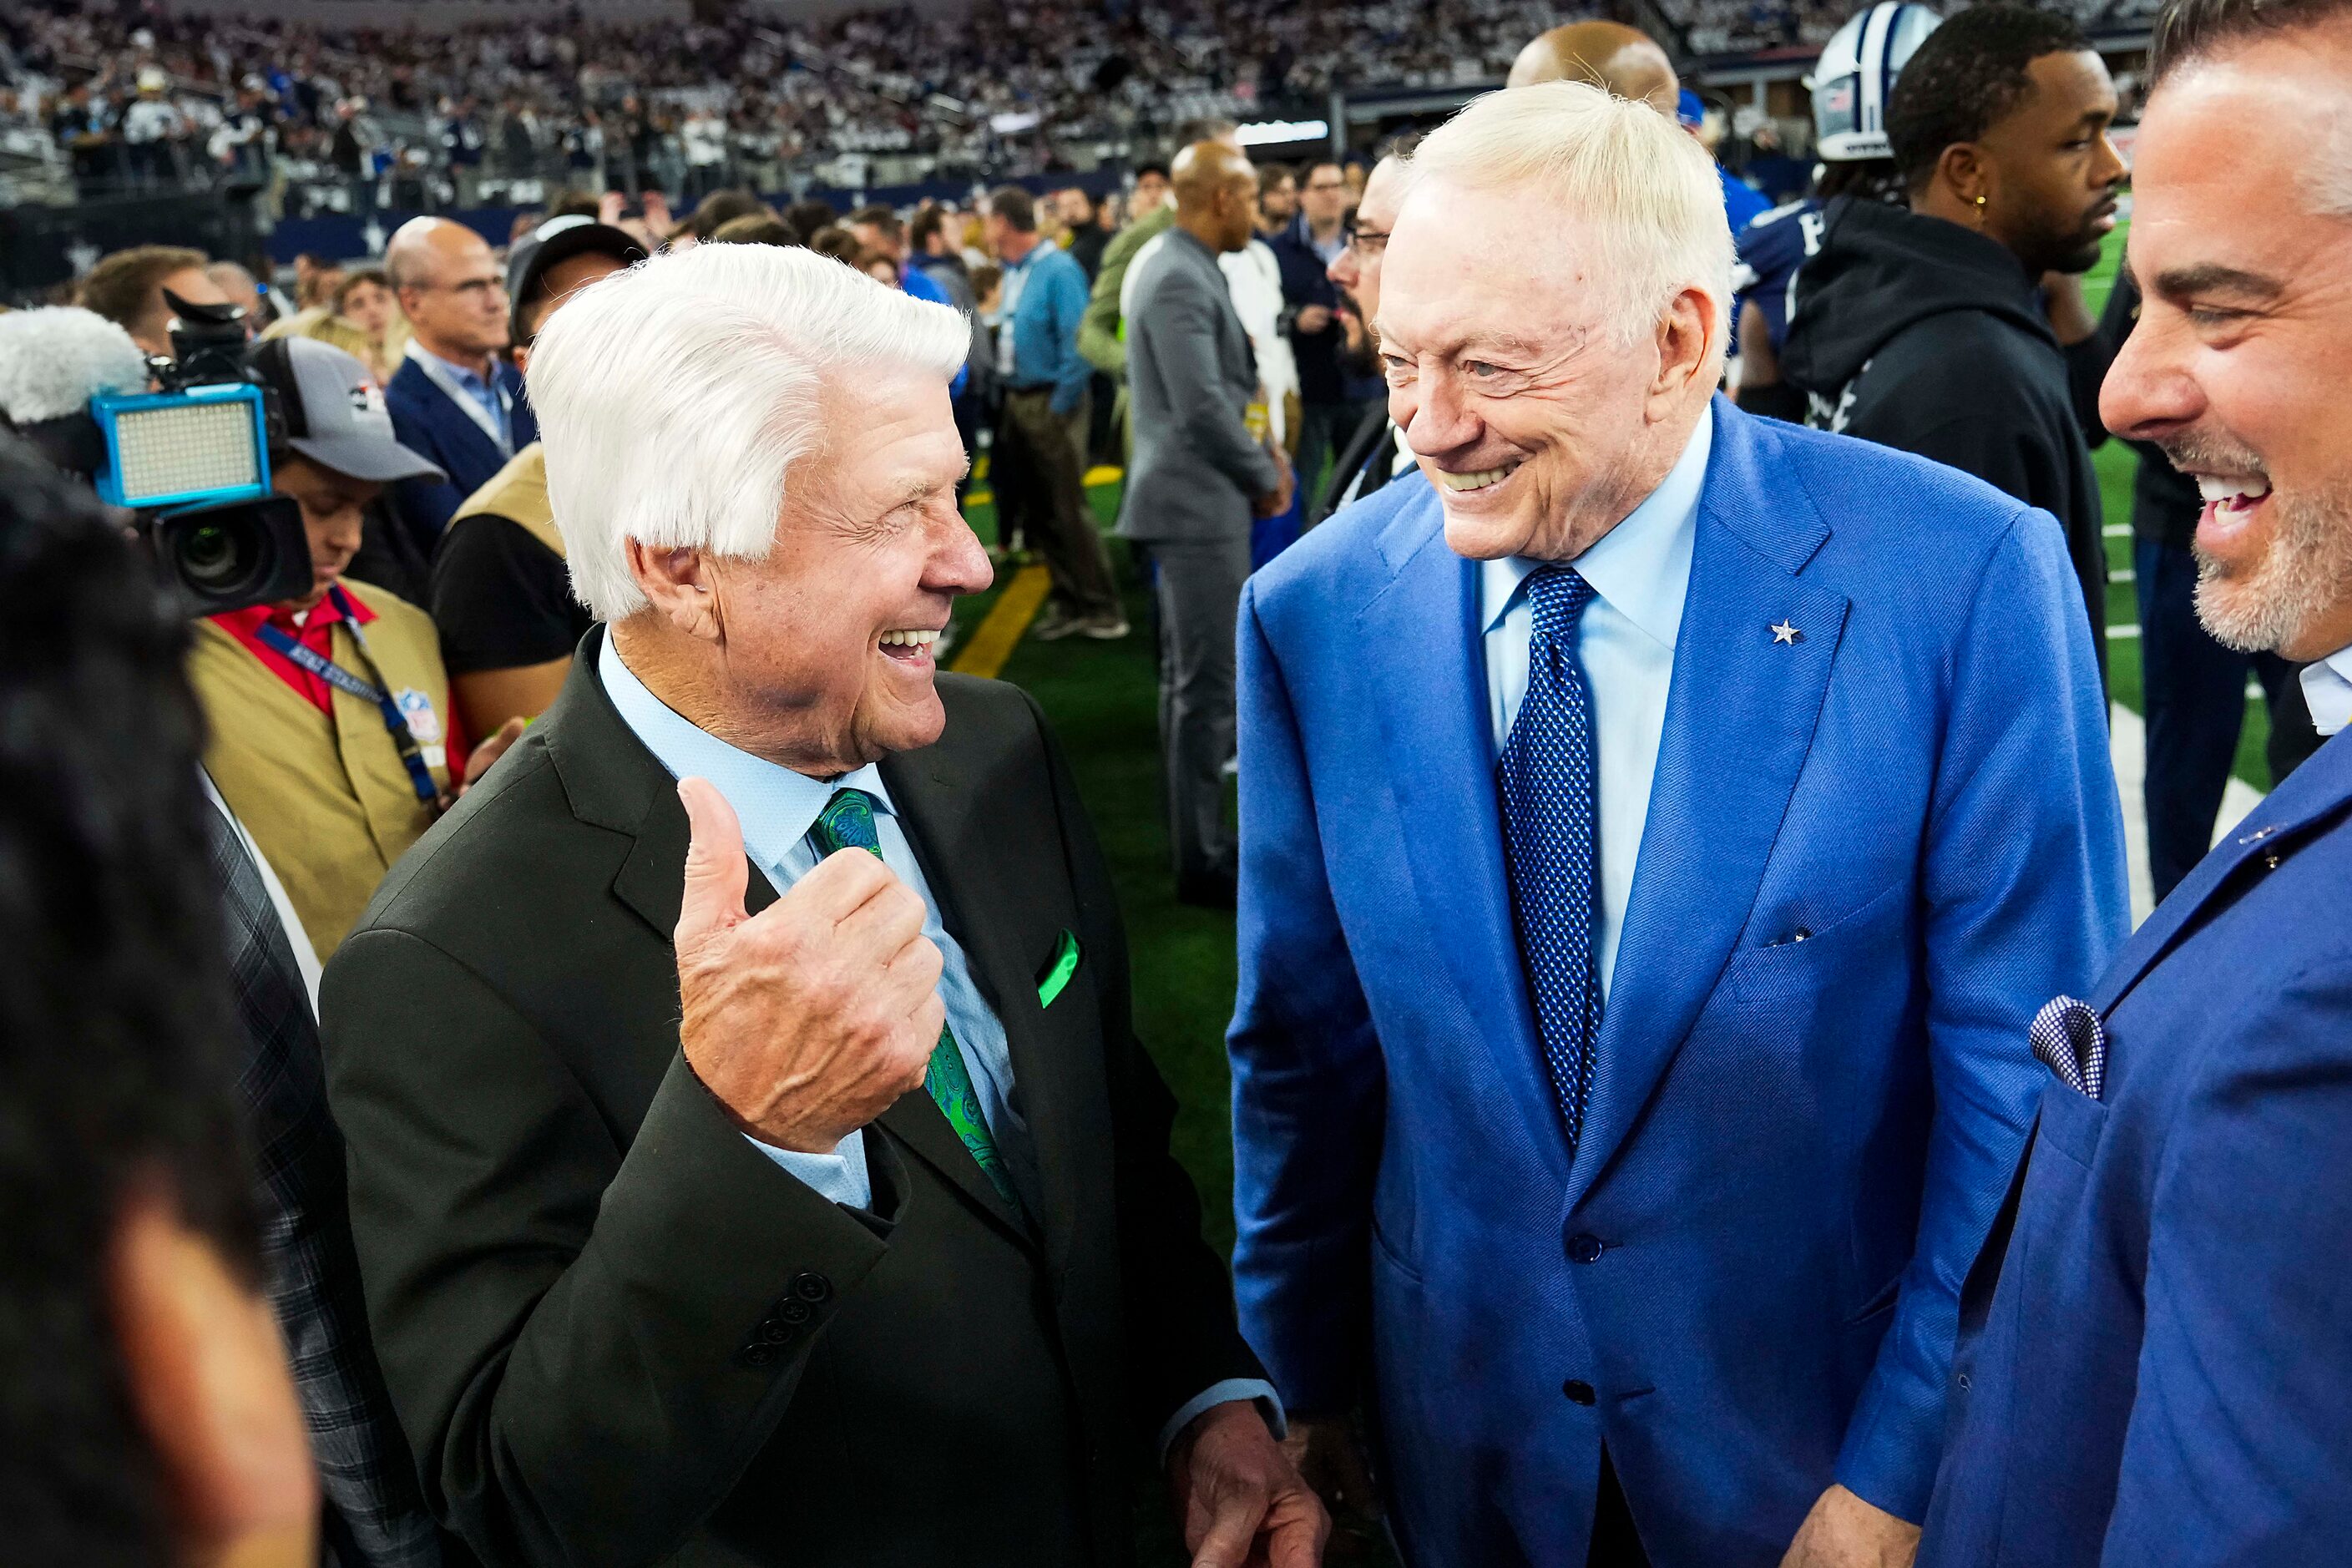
[996, 388, 1119, 621]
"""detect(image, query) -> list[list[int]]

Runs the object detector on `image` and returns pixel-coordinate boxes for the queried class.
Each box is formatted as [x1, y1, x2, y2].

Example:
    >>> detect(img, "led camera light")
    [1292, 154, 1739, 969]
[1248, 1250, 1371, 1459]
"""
[91, 383, 271, 511]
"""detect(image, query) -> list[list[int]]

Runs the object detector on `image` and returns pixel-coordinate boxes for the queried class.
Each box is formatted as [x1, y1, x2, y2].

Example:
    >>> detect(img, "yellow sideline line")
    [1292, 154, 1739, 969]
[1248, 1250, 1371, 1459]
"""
[950, 564, 1053, 680]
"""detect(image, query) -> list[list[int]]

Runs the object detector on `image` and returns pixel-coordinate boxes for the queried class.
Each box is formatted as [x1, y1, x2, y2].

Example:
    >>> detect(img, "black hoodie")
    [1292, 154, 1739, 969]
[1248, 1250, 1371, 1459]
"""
[1783, 196, 2107, 670]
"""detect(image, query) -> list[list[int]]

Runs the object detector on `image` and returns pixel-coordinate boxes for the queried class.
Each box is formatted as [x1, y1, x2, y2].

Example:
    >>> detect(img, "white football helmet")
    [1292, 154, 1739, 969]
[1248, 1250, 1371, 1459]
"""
[1808, 3, 1945, 163]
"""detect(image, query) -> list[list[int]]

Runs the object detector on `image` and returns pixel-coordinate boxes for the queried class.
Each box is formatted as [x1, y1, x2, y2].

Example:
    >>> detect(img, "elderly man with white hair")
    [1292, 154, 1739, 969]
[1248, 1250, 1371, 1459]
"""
[319, 244, 1324, 1568]
[1228, 83, 2127, 1566]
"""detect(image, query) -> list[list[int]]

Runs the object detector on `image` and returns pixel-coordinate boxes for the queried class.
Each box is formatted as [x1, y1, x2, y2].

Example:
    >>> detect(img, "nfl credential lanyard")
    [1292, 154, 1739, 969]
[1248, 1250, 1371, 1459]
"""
[254, 586, 444, 809]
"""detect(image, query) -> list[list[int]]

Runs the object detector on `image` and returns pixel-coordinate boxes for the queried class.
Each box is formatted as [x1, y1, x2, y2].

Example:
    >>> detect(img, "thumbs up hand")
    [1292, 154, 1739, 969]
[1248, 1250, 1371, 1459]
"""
[672, 778, 942, 1152]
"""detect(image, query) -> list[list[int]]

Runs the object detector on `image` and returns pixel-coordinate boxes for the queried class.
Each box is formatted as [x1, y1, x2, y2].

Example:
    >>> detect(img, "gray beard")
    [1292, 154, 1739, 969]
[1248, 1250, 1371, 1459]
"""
[2193, 478, 2352, 655]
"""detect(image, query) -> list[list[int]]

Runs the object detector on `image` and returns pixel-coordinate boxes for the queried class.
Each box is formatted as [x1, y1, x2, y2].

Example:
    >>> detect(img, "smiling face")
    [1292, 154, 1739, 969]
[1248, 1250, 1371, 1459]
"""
[677, 364, 989, 774]
[1377, 177, 1705, 562]
[2102, 32, 2352, 662]
[1975, 49, 2126, 276]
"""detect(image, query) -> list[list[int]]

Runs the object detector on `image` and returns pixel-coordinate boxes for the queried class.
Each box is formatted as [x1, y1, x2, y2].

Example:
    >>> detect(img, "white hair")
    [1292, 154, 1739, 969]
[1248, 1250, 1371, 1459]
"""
[0, 307, 149, 423]
[1404, 81, 1734, 355]
[526, 242, 970, 620]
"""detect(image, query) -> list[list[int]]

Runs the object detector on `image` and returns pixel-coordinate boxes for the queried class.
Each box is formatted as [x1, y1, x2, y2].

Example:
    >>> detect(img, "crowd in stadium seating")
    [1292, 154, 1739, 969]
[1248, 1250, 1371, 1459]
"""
[2, 0, 1566, 203]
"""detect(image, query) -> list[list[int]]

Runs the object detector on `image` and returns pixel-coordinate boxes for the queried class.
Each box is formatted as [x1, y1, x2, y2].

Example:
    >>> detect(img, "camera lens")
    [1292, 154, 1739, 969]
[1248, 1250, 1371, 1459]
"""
[149, 495, 309, 616]
[179, 519, 246, 589]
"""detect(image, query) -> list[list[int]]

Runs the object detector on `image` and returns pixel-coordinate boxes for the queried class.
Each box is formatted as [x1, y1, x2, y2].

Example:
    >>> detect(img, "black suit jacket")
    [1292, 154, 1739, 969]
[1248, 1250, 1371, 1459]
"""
[320, 639, 1261, 1566]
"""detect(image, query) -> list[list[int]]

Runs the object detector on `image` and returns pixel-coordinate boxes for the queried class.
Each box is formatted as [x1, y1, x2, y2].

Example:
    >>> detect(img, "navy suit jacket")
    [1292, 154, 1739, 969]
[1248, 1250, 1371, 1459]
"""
[1921, 729, 2352, 1568]
[385, 355, 536, 553]
[1229, 399, 2129, 1566]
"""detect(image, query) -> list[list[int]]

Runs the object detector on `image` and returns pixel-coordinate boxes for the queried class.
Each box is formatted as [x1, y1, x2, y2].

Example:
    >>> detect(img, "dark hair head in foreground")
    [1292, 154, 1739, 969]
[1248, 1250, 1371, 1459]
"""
[0, 438, 283, 1564]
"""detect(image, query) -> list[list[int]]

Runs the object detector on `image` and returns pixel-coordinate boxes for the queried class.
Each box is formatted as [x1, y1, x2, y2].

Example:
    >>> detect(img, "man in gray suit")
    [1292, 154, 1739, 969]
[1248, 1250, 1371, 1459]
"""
[1117, 140, 1295, 907]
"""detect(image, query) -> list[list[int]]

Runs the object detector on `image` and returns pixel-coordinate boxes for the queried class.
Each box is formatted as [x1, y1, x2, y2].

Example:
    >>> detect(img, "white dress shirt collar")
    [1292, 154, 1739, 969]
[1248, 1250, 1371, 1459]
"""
[1479, 408, 1712, 643]
[598, 633, 897, 862]
[2301, 642, 2352, 737]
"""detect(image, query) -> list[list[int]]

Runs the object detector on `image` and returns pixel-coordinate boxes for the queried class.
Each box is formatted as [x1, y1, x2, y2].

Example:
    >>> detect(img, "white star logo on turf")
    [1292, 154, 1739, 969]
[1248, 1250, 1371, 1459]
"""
[1771, 620, 1803, 645]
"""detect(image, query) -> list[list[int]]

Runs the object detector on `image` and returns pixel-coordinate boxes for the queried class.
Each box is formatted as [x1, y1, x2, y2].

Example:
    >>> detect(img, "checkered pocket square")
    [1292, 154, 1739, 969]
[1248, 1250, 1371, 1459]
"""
[2030, 995, 2107, 1102]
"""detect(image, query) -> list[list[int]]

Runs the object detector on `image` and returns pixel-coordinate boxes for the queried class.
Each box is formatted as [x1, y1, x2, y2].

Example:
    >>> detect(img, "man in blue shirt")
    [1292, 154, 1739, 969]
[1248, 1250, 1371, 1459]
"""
[1233, 81, 2122, 1567]
[985, 185, 1126, 640]
[382, 217, 536, 558]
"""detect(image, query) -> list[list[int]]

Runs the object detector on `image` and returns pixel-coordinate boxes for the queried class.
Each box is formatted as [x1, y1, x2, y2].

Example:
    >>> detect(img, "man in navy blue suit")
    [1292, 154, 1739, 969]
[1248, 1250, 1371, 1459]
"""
[382, 217, 537, 557]
[1920, 2, 2352, 1561]
[1230, 83, 2128, 1566]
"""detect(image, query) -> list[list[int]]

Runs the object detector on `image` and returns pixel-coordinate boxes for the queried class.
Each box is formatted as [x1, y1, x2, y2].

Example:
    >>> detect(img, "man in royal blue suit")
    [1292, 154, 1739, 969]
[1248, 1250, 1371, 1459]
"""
[1920, 2, 2352, 1562]
[382, 217, 538, 558]
[1229, 83, 2128, 1566]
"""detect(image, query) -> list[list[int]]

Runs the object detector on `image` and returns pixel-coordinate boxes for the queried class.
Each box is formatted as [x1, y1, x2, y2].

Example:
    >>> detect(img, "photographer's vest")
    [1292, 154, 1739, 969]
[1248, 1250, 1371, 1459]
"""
[191, 579, 453, 957]
[446, 441, 563, 558]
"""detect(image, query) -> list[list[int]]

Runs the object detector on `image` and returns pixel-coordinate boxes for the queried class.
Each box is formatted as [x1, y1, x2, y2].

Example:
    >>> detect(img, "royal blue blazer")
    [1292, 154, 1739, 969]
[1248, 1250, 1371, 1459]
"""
[385, 355, 537, 550]
[1229, 398, 2129, 1565]
[1921, 728, 2352, 1568]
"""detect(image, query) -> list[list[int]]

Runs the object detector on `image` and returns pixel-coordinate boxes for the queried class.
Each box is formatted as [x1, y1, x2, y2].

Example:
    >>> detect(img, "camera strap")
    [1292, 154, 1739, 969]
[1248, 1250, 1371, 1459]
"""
[254, 587, 443, 810]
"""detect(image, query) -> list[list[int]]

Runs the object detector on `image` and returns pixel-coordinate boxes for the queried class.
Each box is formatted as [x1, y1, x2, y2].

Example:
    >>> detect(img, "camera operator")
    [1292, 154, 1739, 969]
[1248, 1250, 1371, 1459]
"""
[195, 336, 524, 960]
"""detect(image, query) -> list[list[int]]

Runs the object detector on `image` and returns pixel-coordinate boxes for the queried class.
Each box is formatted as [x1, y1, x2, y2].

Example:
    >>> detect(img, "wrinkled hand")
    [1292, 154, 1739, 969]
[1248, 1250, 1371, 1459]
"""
[453, 716, 527, 800]
[672, 777, 940, 1151]
[1781, 1485, 1920, 1568]
[1293, 303, 1333, 335]
[1170, 1402, 1329, 1568]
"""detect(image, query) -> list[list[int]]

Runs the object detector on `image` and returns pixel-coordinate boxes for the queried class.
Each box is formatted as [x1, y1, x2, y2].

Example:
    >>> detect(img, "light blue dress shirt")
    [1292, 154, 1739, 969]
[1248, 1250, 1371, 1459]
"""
[1481, 411, 1711, 999]
[2302, 642, 2352, 737]
[600, 635, 1027, 1209]
[406, 338, 514, 454]
[599, 636, 1278, 1454]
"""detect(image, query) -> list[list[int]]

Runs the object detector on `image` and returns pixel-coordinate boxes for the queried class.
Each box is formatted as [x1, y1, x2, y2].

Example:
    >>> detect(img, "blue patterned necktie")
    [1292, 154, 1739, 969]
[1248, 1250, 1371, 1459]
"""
[1498, 566, 1606, 1147]
[806, 787, 1024, 1214]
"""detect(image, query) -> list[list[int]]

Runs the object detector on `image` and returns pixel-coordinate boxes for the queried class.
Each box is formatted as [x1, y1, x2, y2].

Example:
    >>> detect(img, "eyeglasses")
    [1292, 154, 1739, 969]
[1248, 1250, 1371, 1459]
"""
[416, 277, 508, 301]
[1346, 227, 1390, 258]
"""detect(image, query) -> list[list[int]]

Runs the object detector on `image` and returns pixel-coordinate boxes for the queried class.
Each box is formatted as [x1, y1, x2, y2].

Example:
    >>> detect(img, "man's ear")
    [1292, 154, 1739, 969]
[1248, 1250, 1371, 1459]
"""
[1650, 286, 1717, 408]
[1938, 142, 1989, 212]
[625, 539, 725, 645]
[109, 1183, 316, 1567]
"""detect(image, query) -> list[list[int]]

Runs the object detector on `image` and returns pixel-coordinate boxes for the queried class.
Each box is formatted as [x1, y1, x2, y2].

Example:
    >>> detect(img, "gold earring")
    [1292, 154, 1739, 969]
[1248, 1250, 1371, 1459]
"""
[1975, 195, 1988, 208]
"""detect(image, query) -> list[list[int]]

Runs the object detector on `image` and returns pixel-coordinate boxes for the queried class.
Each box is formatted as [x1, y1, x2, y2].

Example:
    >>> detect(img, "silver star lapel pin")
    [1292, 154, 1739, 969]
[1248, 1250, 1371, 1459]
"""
[1770, 620, 1803, 645]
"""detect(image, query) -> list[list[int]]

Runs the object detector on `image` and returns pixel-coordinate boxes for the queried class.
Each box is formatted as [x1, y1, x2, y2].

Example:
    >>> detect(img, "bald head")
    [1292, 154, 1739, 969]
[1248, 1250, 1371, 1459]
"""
[385, 215, 509, 368]
[384, 216, 489, 291]
[1172, 140, 1260, 253]
[1509, 22, 1680, 114]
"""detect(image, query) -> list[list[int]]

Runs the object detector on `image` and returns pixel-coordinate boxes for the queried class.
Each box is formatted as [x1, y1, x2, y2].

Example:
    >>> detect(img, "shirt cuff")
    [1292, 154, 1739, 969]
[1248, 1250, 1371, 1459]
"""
[1156, 1378, 1287, 1466]
[741, 1130, 872, 1209]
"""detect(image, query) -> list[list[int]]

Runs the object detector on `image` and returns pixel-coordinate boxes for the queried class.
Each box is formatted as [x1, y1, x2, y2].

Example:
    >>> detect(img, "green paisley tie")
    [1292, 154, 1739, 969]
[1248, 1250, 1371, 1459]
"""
[806, 787, 1022, 1214]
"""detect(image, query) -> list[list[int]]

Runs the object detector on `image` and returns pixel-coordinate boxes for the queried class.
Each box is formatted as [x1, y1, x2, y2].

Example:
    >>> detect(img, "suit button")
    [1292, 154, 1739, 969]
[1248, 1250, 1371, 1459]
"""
[791, 1271, 832, 1303]
[1562, 1379, 1596, 1406]
[741, 1344, 778, 1368]
[773, 1298, 814, 1326]
[756, 1318, 793, 1345]
[1566, 1232, 1605, 1264]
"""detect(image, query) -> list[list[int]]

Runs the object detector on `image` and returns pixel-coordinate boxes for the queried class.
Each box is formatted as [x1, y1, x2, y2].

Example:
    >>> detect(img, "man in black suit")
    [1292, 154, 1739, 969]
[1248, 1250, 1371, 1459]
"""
[319, 240, 1324, 1568]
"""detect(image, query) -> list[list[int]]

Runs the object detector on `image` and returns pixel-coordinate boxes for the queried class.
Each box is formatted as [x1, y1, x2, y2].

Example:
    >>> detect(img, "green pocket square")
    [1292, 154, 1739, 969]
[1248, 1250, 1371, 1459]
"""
[1036, 929, 1081, 1007]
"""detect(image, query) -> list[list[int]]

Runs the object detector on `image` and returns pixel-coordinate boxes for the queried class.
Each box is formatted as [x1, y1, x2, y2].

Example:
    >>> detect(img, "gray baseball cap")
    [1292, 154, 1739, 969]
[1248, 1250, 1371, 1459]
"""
[249, 336, 446, 485]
